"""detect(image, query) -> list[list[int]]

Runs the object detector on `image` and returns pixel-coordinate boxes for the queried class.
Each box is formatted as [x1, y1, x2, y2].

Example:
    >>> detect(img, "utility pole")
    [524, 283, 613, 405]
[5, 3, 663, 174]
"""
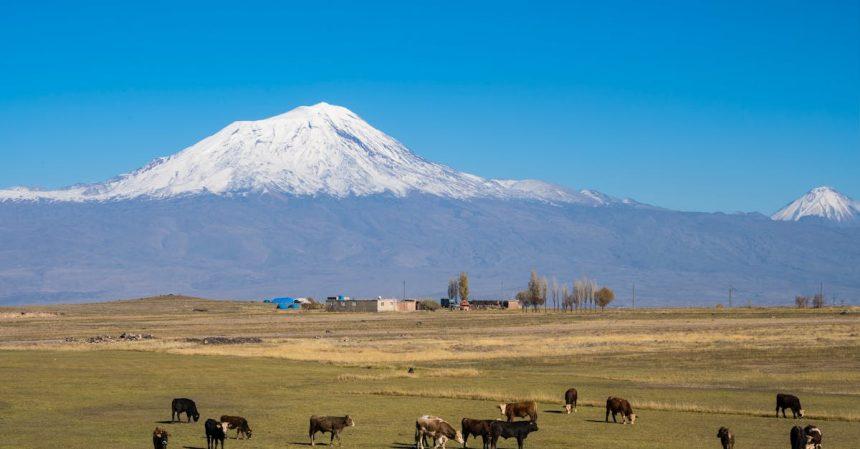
[728, 286, 734, 308]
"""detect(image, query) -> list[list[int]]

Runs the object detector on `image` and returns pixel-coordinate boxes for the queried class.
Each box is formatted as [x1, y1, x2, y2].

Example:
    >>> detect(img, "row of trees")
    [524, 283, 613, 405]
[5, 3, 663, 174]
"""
[517, 270, 615, 311]
[795, 293, 825, 309]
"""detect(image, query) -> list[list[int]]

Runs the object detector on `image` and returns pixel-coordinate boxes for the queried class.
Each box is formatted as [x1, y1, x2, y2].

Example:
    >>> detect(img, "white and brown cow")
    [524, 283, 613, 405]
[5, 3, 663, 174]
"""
[415, 415, 464, 449]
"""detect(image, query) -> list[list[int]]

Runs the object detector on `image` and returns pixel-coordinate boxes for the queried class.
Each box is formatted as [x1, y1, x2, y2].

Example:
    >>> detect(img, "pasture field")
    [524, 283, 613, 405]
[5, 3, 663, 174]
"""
[0, 296, 858, 448]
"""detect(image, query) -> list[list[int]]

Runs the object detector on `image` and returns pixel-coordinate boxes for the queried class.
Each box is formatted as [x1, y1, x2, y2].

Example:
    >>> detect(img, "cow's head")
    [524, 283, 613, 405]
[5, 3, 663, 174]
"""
[627, 413, 637, 425]
[191, 411, 200, 422]
[454, 431, 464, 445]
[564, 404, 572, 414]
[220, 422, 229, 433]
[717, 427, 730, 439]
[346, 415, 355, 427]
[245, 427, 253, 439]
[497, 404, 507, 415]
[797, 409, 805, 418]
[528, 422, 539, 432]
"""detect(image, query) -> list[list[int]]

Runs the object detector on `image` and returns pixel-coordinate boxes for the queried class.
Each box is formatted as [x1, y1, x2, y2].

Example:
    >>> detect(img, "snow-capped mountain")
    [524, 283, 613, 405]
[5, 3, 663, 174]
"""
[0, 103, 624, 206]
[772, 186, 859, 224]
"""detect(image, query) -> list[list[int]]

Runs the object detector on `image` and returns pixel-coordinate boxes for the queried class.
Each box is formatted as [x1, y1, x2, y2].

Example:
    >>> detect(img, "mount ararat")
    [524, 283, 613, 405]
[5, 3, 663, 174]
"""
[1, 103, 857, 305]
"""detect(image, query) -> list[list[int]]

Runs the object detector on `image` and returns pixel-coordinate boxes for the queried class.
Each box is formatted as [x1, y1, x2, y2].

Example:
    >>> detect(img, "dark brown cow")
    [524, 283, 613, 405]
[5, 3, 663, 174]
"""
[605, 396, 636, 424]
[152, 427, 169, 449]
[716, 427, 734, 449]
[415, 415, 464, 449]
[563, 388, 578, 414]
[776, 393, 805, 419]
[220, 415, 252, 440]
[309, 415, 354, 447]
[497, 401, 537, 422]
[460, 418, 492, 449]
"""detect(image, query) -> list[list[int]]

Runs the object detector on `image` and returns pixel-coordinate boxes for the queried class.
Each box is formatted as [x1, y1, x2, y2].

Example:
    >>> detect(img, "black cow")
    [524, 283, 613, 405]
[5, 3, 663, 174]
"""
[791, 425, 823, 449]
[461, 418, 493, 449]
[205, 419, 227, 449]
[489, 420, 538, 449]
[716, 427, 734, 449]
[152, 427, 169, 449]
[776, 393, 804, 418]
[564, 388, 578, 414]
[171, 398, 200, 423]
[309, 415, 355, 446]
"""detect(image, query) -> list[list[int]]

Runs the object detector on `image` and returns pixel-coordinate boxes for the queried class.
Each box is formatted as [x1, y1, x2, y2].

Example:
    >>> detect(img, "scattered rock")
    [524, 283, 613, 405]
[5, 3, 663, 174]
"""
[65, 333, 154, 344]
[187, 336, 263, 345]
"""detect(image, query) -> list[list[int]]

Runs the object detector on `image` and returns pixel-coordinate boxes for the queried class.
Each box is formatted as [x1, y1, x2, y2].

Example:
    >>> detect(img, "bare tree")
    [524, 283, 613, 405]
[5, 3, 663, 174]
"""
[551, 279, 559, 311]
[447, 278, 459, 303]
[795, 295, 809, 308]
[458, 272, 470, 304]
[574, 277, 597, 311]
[596, 286, 615, 310]
[561, 285, 571, 311]
[812, 293, 825, 308]
[539, 276, 548, 312]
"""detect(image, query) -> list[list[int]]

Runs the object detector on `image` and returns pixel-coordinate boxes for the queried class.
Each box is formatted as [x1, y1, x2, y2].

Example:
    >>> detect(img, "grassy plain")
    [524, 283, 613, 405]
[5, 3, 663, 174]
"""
[0, 296, 858, 448]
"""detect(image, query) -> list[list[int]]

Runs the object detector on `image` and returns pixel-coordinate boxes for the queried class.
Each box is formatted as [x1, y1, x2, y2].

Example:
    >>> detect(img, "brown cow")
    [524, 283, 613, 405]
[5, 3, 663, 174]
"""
[415, 415, 464, 449]
[605, 396, 636, 424]
[220, 415, 252, 439]
[563, 388, 578, 414]
[497, 401, 537, 422]
[716, 427, 734, 449]
[309, 415, 354, 447]
[776, 393, 805, 419]
[152, 427, 169, 449]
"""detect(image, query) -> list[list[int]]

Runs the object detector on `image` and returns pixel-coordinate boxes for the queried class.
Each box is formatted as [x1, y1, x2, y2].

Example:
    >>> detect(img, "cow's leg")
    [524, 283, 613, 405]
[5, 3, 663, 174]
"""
[463, 432, 468, 448]
[612, 411, 618, 423]
[329, 430, 335, 447]
[605, 409, 610, 422]
[310, 429, 315, 447]
[517, 436, 524, 449]
[776, 406, 780, 418]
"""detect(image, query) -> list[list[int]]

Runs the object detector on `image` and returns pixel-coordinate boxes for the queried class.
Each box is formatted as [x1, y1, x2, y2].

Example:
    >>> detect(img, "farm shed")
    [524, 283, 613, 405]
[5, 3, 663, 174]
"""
[326, 298, 417, 312]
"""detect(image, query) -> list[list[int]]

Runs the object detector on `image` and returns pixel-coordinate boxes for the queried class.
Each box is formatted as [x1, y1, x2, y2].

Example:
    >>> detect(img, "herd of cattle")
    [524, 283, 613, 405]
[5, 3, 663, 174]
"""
[150, 390, 823, 449]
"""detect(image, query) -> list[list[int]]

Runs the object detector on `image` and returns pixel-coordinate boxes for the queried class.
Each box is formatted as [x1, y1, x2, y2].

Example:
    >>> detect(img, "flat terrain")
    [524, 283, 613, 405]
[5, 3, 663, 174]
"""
[0, 296, 858, 448]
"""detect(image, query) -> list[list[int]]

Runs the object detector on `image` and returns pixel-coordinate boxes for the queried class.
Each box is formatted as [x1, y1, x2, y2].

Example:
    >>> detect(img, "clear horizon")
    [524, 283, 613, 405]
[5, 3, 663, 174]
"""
[1, 1, 857, 213]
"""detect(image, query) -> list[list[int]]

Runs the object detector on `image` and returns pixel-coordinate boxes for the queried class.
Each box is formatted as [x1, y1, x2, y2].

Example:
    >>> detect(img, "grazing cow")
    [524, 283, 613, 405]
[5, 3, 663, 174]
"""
[171, 398, 200, 423]
[460, 418, 493, 449]
[605, 396, 636, 424]
[152, 427, 169, 449]
[204, 419, 228, 449]
[309, 415, 354, 447]
[791, 425, 823, 449]
[220, 415, 252, 439]
[415, 415, 464, 449]
[716, 427, 734, 449]
[489, 420, 538, 449]
[776, 393, 805, 419]
[497, 401, 538, 423]
[564, 388, 578, 414]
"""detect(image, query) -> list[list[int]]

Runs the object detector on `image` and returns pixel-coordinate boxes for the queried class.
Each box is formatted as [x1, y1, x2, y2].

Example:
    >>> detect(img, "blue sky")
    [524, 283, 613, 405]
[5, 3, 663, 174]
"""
[1, 0, 857, 212]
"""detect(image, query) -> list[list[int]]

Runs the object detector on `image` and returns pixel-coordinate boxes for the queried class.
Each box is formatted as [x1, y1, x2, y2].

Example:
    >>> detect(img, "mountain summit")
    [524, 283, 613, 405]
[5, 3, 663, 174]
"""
[0, 103, 626, 206]
[772, 186, 859, 224]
